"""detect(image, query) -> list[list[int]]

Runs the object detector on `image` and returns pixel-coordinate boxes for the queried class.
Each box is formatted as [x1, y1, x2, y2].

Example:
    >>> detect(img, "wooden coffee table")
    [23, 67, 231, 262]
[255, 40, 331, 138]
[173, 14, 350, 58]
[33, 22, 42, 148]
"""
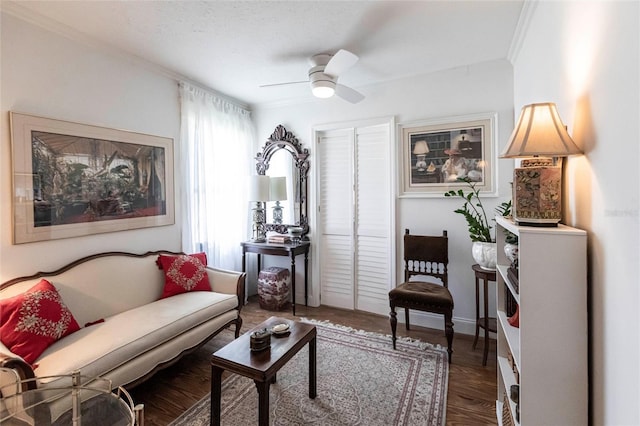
[210, 316, 317, 426]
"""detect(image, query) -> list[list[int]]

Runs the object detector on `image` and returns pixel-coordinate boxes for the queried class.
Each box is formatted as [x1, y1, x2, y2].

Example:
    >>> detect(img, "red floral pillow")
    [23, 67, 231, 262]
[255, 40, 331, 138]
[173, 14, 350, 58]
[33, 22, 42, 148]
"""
[157, 252, 211, 299]
[0, 279, 80, 365]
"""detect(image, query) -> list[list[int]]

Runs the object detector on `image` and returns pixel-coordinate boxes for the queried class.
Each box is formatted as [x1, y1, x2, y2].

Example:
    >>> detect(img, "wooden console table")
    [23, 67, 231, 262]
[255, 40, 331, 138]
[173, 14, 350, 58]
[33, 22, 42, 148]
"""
[241, 240, 310, 315]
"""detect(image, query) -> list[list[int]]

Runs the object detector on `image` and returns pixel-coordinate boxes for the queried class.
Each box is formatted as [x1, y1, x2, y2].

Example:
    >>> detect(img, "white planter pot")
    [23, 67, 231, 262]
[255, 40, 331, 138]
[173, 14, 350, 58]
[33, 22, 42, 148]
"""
[472, 241, 497, 271]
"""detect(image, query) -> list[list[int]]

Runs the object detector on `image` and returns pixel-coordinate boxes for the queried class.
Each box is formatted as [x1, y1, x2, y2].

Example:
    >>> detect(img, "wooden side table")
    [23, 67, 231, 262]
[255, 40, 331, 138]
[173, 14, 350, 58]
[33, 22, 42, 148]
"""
[472, 264, 497, 366]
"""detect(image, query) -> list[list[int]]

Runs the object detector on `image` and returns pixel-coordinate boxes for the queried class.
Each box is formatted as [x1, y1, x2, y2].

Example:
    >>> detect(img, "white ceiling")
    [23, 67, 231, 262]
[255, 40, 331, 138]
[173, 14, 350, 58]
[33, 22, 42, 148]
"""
[4, 1, 525, 108]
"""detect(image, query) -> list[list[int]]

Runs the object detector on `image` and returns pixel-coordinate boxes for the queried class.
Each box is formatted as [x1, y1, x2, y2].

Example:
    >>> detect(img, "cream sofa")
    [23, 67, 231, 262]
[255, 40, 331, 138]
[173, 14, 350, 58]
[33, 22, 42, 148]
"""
[0, 250, 245, 393]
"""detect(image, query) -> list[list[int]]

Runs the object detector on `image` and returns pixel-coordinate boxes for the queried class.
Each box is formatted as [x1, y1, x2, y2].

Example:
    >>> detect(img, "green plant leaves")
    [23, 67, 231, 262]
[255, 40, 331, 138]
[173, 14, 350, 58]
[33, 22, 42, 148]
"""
[444, 177, 493, 243]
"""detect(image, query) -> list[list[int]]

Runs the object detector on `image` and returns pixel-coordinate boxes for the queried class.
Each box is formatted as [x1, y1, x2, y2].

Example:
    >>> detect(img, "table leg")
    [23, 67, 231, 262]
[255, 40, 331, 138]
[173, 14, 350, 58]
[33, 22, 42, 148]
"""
[304, 250, 309, 306]
[483, 278, 489, 366]
[290, 253, 296, 316]
[473, 275, 480, 350]
[254, 380, 271, 426]
[309, 336, 317, 399]
[257, 254, 261, 276]
[210, 366, 223, 426]
[241, 251, 247, 305]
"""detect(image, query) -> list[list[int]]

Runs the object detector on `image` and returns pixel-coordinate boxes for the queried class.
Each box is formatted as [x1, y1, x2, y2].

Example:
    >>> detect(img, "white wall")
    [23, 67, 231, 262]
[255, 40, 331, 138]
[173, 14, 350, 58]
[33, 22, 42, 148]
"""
[513, 2, 639, 424]
[253, 59, 515, 334]
[0, 13, 182, 281]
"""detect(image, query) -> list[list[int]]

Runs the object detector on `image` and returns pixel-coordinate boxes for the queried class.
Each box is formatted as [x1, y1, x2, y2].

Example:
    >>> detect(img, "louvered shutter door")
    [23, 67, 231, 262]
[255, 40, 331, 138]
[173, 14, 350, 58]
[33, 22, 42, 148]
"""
[318, 129, 355, 309]
[355, 125, 391, 315]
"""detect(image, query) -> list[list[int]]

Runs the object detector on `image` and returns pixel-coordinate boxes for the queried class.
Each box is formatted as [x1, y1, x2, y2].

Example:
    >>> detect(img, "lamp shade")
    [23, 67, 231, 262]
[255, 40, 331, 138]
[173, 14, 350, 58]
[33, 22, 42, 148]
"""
[269, 176, 287, 201]
[248, 175, 270, 201]
[412, 140, 429, 155]
[501, 103, 582, 158]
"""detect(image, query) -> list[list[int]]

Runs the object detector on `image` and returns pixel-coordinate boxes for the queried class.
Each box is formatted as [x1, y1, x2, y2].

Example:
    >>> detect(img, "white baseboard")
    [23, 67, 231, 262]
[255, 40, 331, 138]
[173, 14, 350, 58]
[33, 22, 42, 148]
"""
[394, 310, 479, 337]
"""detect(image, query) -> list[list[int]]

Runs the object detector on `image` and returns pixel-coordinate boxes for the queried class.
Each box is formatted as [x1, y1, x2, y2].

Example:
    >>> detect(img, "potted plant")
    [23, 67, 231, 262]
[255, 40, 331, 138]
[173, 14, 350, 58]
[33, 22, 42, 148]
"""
[444, 178, 511, 270]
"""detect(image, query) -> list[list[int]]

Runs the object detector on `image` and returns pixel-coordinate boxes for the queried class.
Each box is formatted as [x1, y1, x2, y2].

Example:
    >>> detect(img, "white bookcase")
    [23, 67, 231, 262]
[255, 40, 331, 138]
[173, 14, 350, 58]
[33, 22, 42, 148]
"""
[495, 216, 587, 425]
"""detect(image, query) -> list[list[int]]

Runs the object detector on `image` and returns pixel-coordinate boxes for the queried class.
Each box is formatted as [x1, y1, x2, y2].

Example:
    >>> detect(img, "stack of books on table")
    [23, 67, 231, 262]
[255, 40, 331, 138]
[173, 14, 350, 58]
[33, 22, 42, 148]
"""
[267, 234, 291, 244]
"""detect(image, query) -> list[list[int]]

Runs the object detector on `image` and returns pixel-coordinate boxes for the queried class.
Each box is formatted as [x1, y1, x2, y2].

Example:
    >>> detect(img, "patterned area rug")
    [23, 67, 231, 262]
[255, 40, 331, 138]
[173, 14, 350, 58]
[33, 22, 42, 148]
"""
[169, 319, 449, 426]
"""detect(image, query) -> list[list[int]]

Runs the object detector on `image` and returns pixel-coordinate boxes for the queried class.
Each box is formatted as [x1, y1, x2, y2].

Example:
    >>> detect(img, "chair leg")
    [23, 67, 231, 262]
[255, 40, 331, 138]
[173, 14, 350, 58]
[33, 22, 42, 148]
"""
[390, 306, 398, 350]
[404, 307, 410, 331]
[444, 312, 454, 364]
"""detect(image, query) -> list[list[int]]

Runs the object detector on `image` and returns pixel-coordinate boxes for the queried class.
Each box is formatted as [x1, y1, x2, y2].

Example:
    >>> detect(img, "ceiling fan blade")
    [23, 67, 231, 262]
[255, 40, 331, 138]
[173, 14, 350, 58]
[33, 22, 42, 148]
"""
[324, 49, 359, 78]
[259, 80, 309, 88]
[335, 84, 365, 104]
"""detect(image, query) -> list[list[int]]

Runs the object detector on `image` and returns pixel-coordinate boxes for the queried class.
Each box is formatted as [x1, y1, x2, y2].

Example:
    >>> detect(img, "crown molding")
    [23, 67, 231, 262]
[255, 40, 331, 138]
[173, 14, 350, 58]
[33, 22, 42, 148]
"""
[507, 0, 539, 65]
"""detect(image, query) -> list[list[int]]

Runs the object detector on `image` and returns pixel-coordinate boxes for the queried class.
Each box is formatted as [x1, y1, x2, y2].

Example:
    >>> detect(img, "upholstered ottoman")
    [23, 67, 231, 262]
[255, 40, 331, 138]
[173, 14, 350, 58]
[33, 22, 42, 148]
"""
[257, 267, 291, 310]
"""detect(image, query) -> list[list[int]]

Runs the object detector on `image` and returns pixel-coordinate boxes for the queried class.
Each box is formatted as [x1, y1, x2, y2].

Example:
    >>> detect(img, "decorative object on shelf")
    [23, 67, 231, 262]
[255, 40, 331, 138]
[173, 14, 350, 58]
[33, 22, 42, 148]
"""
[507, 262, 519, 293]
[249, 328, 271, 351]
[510, 384, 520, 404]
[504, 243, 518, 264]
[248, 175, 270, 242]
[445, 179, 512, 270]
[269, 176, 287, 224]
[501, 103, 582, 226]
[271, 322, 291, 336]
[267, 233, 291, 244]
[288, 226, 304, 244]
[256, 125, 310, 238]
[507, 304, 520, 328]
[399, 112, 497, 197]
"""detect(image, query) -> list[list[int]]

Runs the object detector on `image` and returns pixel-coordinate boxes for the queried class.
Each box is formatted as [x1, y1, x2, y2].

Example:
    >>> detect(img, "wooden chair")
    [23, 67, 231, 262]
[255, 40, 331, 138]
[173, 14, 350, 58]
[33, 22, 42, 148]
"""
[389, 229, 454, 363]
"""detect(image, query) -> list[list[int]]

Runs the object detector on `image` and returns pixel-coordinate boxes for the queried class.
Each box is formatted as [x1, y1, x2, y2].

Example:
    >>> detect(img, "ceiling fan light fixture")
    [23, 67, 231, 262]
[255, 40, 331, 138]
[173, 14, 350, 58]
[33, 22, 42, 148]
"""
[311, 80, 335, 98]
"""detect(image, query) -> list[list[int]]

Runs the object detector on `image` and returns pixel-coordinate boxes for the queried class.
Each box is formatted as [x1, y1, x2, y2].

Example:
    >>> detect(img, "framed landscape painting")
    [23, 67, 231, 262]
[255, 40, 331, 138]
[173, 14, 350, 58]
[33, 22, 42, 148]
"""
[398, 112, 497, 198]
[10, 112, 175, 244]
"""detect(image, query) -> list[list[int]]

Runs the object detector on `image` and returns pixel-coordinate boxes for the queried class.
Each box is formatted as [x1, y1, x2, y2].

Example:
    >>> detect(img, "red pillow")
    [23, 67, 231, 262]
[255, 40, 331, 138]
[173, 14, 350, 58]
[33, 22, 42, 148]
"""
[0, 279, 80, 364]
[157, 252, 211, 299]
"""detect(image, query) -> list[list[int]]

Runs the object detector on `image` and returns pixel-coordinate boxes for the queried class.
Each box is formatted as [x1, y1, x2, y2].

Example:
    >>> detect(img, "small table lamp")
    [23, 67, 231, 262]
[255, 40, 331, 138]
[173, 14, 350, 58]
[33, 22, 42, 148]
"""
[269, 176, 287, 224]
[248, 175, 270, 242]
[501, 103, 582, 226]
[412, 140, 429, 172]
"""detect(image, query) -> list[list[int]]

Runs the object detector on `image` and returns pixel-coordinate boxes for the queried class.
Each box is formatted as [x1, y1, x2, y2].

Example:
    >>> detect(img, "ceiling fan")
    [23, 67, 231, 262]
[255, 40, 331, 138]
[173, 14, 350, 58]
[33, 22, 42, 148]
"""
[260, 49, 365, 104]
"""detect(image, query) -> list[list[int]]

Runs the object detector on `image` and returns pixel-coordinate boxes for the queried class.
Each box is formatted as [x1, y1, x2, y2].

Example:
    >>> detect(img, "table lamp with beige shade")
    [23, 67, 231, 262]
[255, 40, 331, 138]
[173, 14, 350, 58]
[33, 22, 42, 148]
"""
[501, 103, 582, 226]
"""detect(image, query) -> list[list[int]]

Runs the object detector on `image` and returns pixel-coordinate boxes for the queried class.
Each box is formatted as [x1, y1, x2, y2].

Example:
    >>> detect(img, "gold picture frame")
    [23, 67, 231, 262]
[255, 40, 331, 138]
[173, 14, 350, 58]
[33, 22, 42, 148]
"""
[10, 112, 175, 244]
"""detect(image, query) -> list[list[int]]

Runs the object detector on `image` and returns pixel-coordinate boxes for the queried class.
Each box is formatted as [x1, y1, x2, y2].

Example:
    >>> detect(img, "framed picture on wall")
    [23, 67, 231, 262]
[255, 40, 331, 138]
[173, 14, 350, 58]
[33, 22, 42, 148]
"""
[9, 112, 175, 244]
[398, 112, 498, 198]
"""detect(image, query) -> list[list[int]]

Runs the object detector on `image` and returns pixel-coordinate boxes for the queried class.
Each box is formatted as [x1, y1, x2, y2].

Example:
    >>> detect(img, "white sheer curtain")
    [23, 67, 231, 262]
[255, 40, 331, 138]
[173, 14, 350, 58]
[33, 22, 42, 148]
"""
[179, 82, 254, 270]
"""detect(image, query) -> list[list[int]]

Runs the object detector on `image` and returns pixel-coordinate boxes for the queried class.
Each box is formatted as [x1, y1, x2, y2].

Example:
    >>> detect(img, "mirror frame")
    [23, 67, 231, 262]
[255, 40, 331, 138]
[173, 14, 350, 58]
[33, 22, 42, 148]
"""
[256, 125, 310, 237]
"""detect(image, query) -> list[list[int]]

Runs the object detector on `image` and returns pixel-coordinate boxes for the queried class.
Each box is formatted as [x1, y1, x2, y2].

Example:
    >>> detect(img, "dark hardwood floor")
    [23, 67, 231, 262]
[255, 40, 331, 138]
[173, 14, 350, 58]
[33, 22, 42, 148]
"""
[128, 297, 497, 425]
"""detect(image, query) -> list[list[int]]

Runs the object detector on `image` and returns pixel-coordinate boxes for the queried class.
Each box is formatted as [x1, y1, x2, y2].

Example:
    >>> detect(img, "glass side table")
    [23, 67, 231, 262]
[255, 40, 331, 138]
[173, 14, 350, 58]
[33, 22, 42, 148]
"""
[0, 369, 143, 426]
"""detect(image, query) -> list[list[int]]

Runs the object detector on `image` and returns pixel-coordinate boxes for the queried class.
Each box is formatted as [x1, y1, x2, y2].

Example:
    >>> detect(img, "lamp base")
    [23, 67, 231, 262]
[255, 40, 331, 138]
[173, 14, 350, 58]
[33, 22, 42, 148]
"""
[512, 158, 562, 227]
[252, 202, 267, 242]
[272, 201, 283, 224]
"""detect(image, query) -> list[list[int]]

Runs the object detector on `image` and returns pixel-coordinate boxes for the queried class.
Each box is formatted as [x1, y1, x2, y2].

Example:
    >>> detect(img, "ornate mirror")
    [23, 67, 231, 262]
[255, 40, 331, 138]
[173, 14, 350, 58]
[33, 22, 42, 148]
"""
[256, 125, 310, 237]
